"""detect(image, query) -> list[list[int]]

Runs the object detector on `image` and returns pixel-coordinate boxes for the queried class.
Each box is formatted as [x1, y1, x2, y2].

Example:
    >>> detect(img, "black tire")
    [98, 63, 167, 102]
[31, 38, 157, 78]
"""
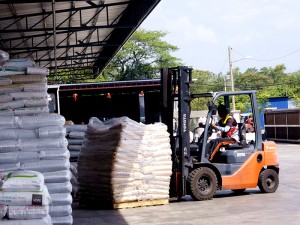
[231, 188, 246, 194]
[258, 169, 279, 193]
[187, 167, 217, 201]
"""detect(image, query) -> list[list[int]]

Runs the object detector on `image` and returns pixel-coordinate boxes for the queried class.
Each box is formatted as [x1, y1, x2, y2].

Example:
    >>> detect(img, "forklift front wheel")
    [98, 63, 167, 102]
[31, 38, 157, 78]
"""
[258, 169, 279, 193]
[187, 167, 217, 201]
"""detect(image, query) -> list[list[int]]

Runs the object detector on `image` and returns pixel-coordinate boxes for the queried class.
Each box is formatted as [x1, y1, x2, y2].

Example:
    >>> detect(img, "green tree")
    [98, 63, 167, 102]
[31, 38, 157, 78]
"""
[100, 29, 182, 81]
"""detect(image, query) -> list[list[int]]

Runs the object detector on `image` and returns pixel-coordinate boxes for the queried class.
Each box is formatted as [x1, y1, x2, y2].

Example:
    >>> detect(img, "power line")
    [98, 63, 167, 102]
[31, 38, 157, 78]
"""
[232, 47, 300, 62]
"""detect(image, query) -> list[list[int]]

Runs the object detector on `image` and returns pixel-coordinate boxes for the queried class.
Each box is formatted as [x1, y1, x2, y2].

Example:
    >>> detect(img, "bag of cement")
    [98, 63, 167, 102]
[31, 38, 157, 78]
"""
[0, 109, 14, 116]
[14, 106, 49, 115]
[0, 50, 9, 64]
[1, 214, 52, 225]
[0, 84, 24, 94]
[9, 91, 48, 100]
[1, 59, 36, 70]
[16, 113, 65, 129]
[65, 124, 87, 132]
[9, 74, 47, 84]
[23, 83, 47, 92]
[67, 138, 83, 145]
[0, 99, 25, 110]
[0, 67, 25, 76]
[0, 94, 13, 103]
[0, 151, 40, 164]
[51, 215, 73, 225]
[8, 205, 49, 219]
[49, 204, 72, 217]
[27, 66, 49, 76]
[68, 131, 85, 139]
[0, 163, 20, 172]
[40, 148, 70, 160]
[0, 185, 51, 206]
[0, 139, 20, 153]
[0, 128, 36, 140]
[24, 98, 49, 108]
[0, 204, 7, 219]
[20, 138, 68, 151]
[21, 159, 70, 173]
[46, 181, 72, 194]
[50, 193, 72, 206]
[0, 170, 44, 192]
[38, 126, 66, 139]
[0, 77, 12, 86]
[43, 170, 71, 183]
[68, 145, 82, 151]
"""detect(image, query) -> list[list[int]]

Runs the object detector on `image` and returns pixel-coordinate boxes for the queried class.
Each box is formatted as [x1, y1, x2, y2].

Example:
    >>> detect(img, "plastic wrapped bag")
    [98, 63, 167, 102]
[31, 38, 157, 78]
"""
[0, 170, 44, 192]
[0, 50, 9, 64]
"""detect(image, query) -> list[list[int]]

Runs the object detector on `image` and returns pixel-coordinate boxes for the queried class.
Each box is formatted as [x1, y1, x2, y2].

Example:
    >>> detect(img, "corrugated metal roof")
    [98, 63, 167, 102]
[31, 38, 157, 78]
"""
[0, 0, 160, 83]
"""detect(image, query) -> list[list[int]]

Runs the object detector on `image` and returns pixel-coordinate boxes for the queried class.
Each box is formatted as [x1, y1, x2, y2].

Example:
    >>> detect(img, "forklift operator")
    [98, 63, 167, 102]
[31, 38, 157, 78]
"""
[205, 104, 239, 159]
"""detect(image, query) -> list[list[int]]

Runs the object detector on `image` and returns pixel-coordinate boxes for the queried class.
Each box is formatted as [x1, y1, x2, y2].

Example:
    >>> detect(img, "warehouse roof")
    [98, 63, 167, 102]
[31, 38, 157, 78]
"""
[0, 0, 160, 83]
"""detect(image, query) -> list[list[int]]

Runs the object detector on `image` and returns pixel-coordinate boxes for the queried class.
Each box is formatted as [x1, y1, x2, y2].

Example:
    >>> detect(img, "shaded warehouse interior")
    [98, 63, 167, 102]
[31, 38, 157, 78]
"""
[48, 79, 162, 124]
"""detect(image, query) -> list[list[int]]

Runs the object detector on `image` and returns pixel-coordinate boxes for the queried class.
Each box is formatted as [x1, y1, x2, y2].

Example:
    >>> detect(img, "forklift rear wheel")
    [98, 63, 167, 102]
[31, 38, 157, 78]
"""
[188, 167, 217, 201]
[258, 169, 279, 193]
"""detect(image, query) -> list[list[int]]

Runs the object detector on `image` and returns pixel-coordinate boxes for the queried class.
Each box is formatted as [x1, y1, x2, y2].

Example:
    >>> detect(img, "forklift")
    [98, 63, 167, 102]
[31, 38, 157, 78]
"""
[161, 66, 279, 200]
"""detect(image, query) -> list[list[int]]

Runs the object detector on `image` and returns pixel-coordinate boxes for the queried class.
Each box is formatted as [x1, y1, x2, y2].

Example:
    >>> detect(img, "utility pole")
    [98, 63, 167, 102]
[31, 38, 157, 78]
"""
[228, 46, 235, 111]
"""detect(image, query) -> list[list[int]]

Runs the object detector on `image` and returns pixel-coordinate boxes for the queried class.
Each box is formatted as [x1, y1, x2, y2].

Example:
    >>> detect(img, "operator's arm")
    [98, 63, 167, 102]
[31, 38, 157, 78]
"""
[211, 117, 235, 132]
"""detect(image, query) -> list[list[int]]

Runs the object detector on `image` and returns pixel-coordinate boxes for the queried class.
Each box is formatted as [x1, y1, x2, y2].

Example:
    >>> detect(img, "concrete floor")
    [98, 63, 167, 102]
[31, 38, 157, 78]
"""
[72, 143, 300, 225]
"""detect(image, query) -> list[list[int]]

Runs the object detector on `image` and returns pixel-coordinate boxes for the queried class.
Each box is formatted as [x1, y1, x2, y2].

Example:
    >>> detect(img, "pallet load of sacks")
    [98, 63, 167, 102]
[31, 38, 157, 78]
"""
[0, 113, 73, 224]
[0, 50, 49, 116]
[0, 170, 52, 225]
[78, 116, 172, 208]
[65, 123, 87, 162]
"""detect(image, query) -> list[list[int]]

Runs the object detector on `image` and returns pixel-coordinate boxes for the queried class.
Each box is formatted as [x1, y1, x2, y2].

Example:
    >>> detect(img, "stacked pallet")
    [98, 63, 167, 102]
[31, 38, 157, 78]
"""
[0, 51, 73, 224]
[0, 170, 52, 225]
[0, 114, 73, 224]
[0, 57, 49, 116]
[65, 124, 87, 161]
[78, 117, 172, 209]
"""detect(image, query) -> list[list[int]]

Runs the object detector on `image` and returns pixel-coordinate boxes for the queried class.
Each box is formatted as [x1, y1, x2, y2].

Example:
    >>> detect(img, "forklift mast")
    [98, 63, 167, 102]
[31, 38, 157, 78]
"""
[161, 66, 193, 197]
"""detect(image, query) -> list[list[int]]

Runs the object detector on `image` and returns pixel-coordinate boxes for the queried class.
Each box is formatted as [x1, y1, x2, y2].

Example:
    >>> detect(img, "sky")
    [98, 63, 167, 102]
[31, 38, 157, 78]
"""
[141, 0, 300, 75]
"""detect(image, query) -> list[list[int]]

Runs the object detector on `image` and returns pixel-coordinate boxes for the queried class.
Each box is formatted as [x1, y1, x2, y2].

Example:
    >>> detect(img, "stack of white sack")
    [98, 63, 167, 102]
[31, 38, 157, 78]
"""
[0, 113, 73, 225]
[0, 51, 49, 116]
[0, 170, 52, 225]
[65, 124, 87, 161]
[78, 116, 172, 207]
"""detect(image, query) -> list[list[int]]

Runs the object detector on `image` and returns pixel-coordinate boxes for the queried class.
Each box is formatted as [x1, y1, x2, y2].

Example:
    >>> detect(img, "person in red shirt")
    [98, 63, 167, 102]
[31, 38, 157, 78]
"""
[205, 104, 239, 160]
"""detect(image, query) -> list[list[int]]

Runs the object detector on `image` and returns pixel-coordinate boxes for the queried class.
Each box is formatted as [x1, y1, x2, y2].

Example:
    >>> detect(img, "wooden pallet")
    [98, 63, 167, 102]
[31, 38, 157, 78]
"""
[113, 199, 169, 209]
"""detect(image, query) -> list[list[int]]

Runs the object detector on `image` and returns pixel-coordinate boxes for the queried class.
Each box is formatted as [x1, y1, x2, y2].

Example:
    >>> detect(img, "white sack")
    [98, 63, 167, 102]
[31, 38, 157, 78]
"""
[51, 215, 73, 225]
[0, 185, 51, 206]
[0, 84, 24, 94]
[49, 204, 72, 217]
[23, 83, 47, 92]
[43, 170, 71, 183]
[0, 170, 44, 192]
[20, 159, 70, 173]
[0, 99, 25, 110]
[14, 106, 49, 115]
[46, 181, 72, 194]
[1, 214, 52, 225]
[0, 94, 12, 103]
[0, 151, 40, 164]
[8, 205, 49, 219]
[50, 193, 72, 206]
[0, 204, 7, 219]
[9, 74, 47, 84]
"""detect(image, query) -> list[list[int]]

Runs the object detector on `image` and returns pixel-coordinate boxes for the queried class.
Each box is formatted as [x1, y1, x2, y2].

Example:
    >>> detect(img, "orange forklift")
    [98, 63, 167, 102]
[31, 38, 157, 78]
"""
[161, 66, 279, 200]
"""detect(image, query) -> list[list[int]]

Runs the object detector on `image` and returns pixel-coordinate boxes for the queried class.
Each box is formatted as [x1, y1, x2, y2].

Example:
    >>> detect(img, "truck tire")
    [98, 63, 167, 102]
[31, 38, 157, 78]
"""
[258, 169, 279, 193]
[187, 167, 217, 201]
